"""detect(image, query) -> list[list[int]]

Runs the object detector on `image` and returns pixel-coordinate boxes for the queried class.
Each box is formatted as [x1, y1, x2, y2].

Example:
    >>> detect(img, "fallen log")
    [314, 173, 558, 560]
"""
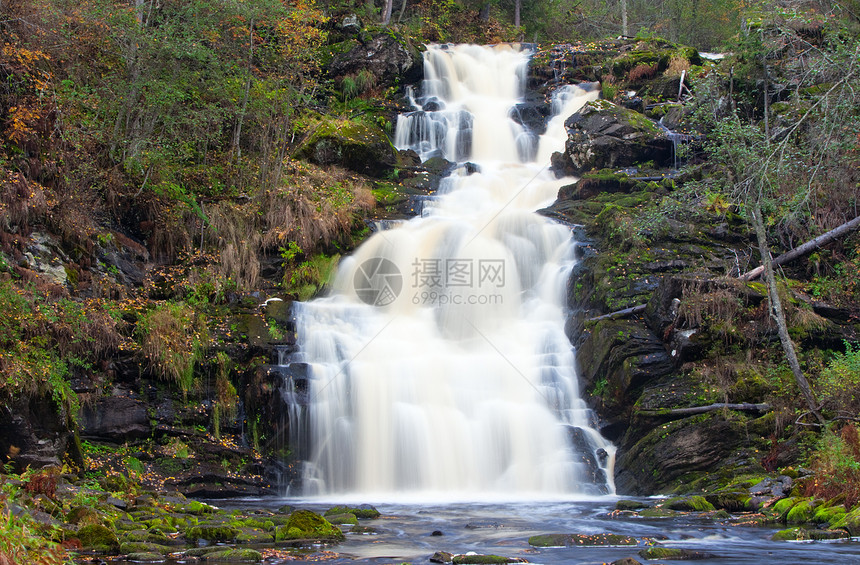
[739, 215, 860, 281]
[587, 304, 646, 322]
[638, 402, 771, 417]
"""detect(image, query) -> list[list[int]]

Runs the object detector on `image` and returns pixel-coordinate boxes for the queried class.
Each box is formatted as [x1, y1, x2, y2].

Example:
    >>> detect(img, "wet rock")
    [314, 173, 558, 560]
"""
[80, 389, 151, 442]
[452, 554, 528, 564]
[615, 499, 650, 511]
[552, 100, 673, 176]
[274, 509, 345, 542]
[772, 527, 849, 541]
[200, 548, 263, 562]
[612, 559, 643, 565]
[431, 551, 454, 563]
[665, 495, 715, 512]
[0, 393, 81, 472]
[329, 33, 422, 87]
[76, 524, 120, 553]
[638, 547, 716, 560]
[126, 553, 163, 562]
[324, 504, 380, 519]
[528, 533, 637, 547]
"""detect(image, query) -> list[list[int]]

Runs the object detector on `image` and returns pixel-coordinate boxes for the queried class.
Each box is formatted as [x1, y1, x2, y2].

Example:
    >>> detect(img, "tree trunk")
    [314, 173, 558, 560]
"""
[382, 0, 393, 25]
[231, 18, 254, 161]
[621, 0, 628, 37]
[514, 0, 521, 28]
[751, 204, 825, 425]
[739, 214, 860, 280]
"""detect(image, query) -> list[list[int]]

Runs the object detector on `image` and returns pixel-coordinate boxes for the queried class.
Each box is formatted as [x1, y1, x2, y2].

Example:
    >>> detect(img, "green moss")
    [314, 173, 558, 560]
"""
[126, 553, 163, 563]
[615, 499, 650, 511]
[813, 504, 846, 525]
[786, 498, 817, 524]
[185, 524, 239, 543]
[528, 533, 637, 547]
[77, 524, 120, 552]
[638, 547, 712, 560]
[324, 505, 381, 519]
[772, 496, 799, 514]
[200, 548, 263, 562]
[665, 495, 715, 512]
[325, 512, 358, 525]
[452, 555, 518, 564]
[275, 510, 344, 542]
[830, 506, 860, 535]
[119, 541, 171, 554]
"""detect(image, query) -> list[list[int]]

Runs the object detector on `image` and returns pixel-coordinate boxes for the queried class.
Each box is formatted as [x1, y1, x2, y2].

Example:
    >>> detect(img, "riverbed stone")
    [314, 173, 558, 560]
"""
[638, 546, 716, 560]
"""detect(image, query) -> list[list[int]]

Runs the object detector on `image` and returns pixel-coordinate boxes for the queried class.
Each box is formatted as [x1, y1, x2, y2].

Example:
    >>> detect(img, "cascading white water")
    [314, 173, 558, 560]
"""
[290, 44, 615, 499]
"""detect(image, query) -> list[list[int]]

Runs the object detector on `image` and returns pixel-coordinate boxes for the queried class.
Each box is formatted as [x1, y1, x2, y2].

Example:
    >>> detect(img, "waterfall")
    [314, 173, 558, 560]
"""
[287, 43, 615, 499]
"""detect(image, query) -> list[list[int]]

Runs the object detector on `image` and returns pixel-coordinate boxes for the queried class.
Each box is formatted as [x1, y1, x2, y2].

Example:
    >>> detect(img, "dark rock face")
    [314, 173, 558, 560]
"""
[615, 413, 748, 494]
[0, 394, 82, 471]
[80, 389, 152, 441]
[552, 100, 674, 175]
[329, 34, 422, 86]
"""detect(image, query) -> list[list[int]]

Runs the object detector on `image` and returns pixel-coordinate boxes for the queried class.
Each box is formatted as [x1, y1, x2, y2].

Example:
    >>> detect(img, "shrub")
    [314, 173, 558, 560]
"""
[803, 424, 860, 507]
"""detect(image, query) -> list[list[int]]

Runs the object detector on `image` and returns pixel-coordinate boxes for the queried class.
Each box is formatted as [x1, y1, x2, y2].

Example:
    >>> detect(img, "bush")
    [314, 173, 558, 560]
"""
[803, 424, 860, 507]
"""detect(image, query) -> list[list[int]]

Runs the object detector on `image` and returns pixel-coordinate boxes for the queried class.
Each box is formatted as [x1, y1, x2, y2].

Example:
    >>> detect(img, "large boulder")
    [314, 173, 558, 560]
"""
[329, 34, 422, 87]
[551, 100, 674, 175]
[296, 115, 396, 177]
[79, 388, 152, 442]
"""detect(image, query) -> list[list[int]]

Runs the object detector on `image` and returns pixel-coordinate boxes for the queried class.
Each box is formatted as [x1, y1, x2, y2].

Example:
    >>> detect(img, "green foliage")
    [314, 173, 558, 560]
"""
[817, 342, 860, 414]
[136, 302, 208, 396]
[803, 424, 860, 507]
[284, 254, 340, 300]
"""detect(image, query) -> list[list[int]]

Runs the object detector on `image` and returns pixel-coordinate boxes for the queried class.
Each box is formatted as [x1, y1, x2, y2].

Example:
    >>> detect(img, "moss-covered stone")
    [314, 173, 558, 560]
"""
[786, 498, 817, 523]
[665, 495, 715, 512]
[615, 499, 650, 511]
[772, 527, 849, 541]
[812, 503, 846, 525]
[67, 506, 101, 526]
[324, 505, 381, 519]
[201, 548, 263, 562]
[274, 510, 344, 542]
[830, 506, 860, 535]
[126, 553, 163, 562]
[119, 541, 171, 554]
[452, 555, 525, 564]
[325, 512, 358, 525]
[638, 546, 714, 560]
[528, 533, 637, 547]
[184, 524, 239, 543]
[77, 524, 120, 552]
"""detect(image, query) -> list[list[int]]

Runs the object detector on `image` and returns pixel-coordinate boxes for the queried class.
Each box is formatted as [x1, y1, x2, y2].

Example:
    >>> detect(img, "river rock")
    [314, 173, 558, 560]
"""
[551, 100, 674, 175]
[528, 533, 637, 547]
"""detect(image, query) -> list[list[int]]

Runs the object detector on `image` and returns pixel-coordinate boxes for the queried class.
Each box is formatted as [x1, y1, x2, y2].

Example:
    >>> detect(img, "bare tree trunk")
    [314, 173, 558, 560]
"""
[621, 0, 628, 36]
[231, 18, 254, 161]
[514, 0, 521, 28]
[382, 0, 393, 24]
[739, 214, 860, 280]
[751, 204, 825, 425]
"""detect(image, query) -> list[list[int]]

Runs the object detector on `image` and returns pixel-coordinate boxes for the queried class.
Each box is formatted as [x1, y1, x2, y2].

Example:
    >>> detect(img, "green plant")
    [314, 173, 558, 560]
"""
[136, 302, 208, 396]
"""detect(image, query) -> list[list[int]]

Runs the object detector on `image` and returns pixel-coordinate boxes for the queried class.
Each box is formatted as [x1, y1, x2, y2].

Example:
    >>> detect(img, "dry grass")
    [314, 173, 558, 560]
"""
[628, 63, 658, 82]
[665, 55, 691, 77]
[677, 279, 743, 342]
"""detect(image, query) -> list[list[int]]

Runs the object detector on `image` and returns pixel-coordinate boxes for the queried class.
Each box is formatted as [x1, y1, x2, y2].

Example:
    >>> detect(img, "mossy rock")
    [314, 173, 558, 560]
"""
[830, 506, 860, 535]
[772, 497, 798, 515]
[235, 527, 273, 543]
[786, 498, 817, 524]
[528, 533, 637, 547]
[120, 541, 171, 554]
[704, 491, 750, 512]
[325, 512, 358, 525]
[176, 500, 217, 515]
[296, 115, 395, 177]
[638, 507, 679, 518]
[77, 524, 120, 553]
[126, 553, 163, 562]
[324, 505, 381, 519]
[812, 503, 846, 525]
[452, 555, 526, 564]
[274, 510, 344, 542]
[350, 525, 378, 534]
[615, 499, 650, 511]
[185, 524, 239, 543]
[121, 529, 150, 542]
[638, 546, 714, 560]
[67, 506, 101, 526]
[772, 527, 849, 541]
[665, 495, 715, 512]
[201, 548, 263, 562]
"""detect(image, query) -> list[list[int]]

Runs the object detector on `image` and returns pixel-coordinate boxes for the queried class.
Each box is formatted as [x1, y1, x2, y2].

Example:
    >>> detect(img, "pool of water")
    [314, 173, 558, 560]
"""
[151, 497, 860, 564]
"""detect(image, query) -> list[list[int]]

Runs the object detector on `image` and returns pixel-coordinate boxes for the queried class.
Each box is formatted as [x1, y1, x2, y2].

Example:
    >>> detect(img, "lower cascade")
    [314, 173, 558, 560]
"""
[285, 43, 615, 498]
